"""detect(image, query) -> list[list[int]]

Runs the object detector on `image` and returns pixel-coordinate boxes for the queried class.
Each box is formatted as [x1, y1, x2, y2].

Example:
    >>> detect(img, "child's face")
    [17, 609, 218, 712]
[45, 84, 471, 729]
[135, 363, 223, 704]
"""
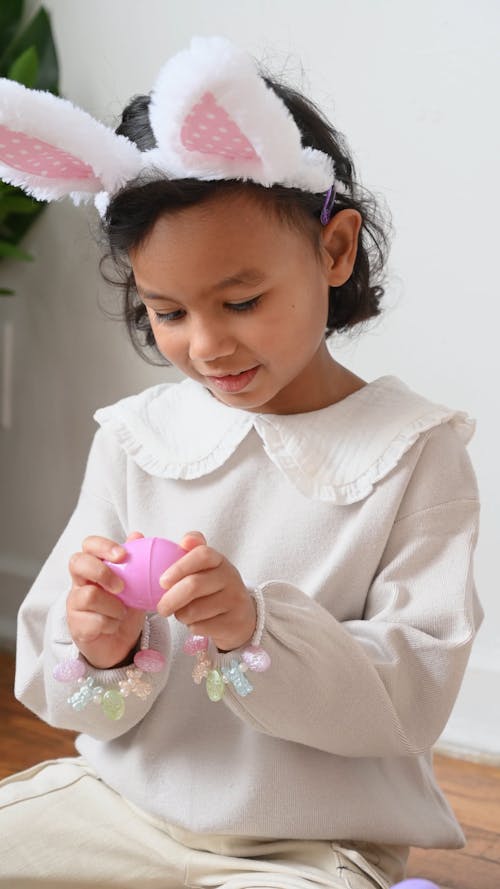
[130, 191, 336, 414]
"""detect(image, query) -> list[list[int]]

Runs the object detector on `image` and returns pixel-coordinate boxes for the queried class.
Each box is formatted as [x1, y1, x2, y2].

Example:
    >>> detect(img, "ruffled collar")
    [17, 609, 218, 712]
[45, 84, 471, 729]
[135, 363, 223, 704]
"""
[94, 375, 475, 505]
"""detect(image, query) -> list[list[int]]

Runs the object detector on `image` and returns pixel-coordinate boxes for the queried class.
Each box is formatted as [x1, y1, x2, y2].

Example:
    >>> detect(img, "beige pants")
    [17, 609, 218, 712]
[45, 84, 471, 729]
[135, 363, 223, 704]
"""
[0, 758, 407, 889]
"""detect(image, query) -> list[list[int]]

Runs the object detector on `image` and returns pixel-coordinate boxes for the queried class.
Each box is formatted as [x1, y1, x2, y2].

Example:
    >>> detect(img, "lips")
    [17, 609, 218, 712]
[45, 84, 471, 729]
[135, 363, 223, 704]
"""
[205, 366, 259, 393]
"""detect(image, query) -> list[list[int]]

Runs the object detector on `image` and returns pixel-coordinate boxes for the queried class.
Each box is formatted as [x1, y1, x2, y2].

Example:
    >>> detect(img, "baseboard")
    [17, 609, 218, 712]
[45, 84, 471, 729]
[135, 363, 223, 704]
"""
[435, 664, 500, 764]
[0, 554, 39, 654]
[0, 616, 17, 653]
[433, 740, 500, 767]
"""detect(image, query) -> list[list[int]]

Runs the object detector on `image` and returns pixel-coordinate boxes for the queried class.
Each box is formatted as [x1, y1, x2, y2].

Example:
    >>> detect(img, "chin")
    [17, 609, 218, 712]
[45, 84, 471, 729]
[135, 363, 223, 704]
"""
[211, 388, 270, 411]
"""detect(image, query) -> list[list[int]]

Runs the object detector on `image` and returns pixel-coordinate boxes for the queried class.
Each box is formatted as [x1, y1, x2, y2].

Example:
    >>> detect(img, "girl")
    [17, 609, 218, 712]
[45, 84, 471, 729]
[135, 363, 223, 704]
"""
[0, 36, 482, 889]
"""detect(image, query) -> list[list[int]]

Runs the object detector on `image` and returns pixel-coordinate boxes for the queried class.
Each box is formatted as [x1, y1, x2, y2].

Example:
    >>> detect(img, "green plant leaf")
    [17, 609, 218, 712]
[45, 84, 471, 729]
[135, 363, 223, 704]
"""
[3, 200, 45, 246]
[0, 240, 33, 261]
[8, 44, 38, 87]
[0, 7, 59, 93]
[0, 195, 40, 224]
[0, 288, 16, 296]
[0, 183, 19, 197]
[0, 0, 24, 60]
[0, 195, 39, 215]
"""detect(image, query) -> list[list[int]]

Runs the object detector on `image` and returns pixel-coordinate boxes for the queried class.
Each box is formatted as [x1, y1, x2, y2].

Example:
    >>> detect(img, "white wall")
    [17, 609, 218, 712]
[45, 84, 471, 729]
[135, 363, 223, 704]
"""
[1, 0, 498, 759]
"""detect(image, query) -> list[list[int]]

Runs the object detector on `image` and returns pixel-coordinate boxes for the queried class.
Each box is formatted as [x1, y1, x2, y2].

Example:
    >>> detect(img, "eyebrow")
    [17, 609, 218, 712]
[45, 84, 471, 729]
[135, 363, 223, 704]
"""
[137, 268, 265, 301]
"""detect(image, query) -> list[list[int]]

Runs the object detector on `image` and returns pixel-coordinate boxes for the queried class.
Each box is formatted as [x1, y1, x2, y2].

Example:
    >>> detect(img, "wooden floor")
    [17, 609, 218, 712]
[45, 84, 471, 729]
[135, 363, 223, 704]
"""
[1, 650, 499, 888]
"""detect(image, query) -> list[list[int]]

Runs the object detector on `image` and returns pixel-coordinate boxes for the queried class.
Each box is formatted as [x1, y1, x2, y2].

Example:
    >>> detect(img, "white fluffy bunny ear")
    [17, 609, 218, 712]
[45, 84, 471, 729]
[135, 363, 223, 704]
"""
[0, 79, 143, 205]
[146, 36, 335, 193]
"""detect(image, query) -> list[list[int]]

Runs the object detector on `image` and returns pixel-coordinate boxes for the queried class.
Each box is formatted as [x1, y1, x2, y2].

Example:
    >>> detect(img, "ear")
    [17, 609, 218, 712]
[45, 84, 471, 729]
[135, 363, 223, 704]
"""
[0, 79, 142, 204]
[320, 209, 362, 286]
[146, 35, 334, 193]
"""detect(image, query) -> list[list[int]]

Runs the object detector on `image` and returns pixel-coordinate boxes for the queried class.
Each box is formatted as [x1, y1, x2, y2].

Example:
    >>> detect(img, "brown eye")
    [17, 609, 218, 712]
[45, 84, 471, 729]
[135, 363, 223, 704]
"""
[226, 296, 262, 312]
[153, 309, 186, 323]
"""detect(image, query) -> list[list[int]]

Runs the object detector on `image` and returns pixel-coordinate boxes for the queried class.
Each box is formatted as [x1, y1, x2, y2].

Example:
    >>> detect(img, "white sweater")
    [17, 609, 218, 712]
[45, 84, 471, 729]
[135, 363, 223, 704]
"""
[15, 375, 483, 849]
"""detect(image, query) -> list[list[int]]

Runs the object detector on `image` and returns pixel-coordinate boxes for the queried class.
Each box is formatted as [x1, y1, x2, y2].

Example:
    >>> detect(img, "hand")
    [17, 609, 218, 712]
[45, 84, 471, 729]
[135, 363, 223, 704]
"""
[66, 531, 146, 670]
[157, 532, 256, 652]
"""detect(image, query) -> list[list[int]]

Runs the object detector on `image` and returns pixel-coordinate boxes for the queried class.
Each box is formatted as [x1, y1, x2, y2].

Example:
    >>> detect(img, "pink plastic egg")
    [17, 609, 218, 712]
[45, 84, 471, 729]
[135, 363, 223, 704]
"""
[104, 537, 186, 610]
[390, 881, 440, 889]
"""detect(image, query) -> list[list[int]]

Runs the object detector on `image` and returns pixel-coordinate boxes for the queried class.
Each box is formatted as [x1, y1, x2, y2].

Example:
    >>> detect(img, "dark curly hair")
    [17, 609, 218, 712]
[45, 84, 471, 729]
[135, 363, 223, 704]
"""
[99, 67, 392, 365]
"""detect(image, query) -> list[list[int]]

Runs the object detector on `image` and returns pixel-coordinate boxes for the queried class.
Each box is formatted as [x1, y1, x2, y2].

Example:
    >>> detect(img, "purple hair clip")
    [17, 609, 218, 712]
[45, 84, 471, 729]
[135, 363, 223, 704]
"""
[320, 181, 338, 225]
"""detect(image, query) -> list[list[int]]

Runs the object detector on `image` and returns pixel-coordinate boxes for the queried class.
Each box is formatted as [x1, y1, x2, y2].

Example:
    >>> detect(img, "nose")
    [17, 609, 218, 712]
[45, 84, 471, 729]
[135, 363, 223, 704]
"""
[188, 316, 236, 364]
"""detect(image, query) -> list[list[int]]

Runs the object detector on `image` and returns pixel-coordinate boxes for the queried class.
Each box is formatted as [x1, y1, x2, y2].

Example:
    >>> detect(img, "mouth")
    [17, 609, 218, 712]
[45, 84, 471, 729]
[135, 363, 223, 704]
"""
[204, 366, 260, 393]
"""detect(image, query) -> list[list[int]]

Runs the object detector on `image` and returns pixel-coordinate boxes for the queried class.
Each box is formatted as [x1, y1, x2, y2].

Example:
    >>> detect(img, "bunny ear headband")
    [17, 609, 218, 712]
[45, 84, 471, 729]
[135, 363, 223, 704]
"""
[0, 35, 348, 221]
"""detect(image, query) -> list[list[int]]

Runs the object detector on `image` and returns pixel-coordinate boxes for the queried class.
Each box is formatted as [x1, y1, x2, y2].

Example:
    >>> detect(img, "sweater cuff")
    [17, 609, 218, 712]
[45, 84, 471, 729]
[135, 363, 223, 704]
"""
[73, 613, 167, 687]
[44, 594, 171, 735]
[250, 584, 266, 647]
[215, 585, 266, 657]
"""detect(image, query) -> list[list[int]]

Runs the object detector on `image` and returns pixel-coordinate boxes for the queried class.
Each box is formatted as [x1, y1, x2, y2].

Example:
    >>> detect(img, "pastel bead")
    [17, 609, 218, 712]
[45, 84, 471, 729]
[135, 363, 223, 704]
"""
[241, 646, 271, 672]
[68, 692, 89, 711]
[68, 677, 95, 710]
[222, 660, 253, 696]
[134, 649, 165, 673]
[121, 667, 152, 700]
[101, 689, 125, 720]
[192, 655, 211, 684]
[53, 658, 86, 682]
[206, 669, 225, 701]
[183, 635, 209, 655]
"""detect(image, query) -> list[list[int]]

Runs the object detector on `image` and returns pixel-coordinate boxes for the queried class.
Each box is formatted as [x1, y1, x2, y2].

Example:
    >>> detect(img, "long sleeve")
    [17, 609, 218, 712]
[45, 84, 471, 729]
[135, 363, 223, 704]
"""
[14, 428, 172, 741]
[220, 423, 484, 757]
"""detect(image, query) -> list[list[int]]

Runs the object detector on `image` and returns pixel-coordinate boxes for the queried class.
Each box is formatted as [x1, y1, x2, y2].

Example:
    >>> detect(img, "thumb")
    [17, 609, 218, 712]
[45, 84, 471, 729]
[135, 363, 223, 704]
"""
[179, 530, 207, 552]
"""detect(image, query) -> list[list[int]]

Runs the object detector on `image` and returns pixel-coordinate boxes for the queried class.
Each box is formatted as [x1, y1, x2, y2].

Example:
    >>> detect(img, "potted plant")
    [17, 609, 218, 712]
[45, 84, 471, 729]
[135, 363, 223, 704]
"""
[0, 0, 60, 294]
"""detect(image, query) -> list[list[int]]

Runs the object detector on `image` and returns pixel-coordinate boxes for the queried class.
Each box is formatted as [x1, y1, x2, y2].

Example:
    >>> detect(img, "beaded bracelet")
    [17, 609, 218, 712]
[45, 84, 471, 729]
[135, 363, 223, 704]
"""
[53, 615, 165, 721]
[183, 586, 271, 702]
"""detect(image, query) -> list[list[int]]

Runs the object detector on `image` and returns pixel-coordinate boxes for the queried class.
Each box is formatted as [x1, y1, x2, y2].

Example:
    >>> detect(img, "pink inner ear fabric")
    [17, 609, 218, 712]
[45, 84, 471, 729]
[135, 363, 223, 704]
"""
[181, 92, 259, 162]
[0, 125, 95, 180]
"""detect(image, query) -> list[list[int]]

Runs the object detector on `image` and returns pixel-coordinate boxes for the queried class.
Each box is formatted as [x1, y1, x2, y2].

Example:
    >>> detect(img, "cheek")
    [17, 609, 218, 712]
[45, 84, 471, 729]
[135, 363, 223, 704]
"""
[295, 288, 330, 341]
[149, 320, 185, 361]
[271, 296, 326, 351]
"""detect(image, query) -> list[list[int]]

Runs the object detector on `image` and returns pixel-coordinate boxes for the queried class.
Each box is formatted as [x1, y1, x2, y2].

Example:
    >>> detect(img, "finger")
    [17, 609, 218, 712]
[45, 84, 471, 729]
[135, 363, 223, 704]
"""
[126, 531, 144, 543]
[81, 535, 127, 562]
[67, 610, 123, 644]
[157, 571, 223, 617]
[69, 552, 125, 595]
[182, 610, 237, 641]
[173, 590, 228, 626]
[179, 531, 207, 552]
[69, 584, 128, 620]
[159, 544, 221, 590]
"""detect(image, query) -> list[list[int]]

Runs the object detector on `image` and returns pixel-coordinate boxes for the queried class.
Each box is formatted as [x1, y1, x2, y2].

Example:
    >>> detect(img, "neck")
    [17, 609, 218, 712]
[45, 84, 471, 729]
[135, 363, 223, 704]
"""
[267, 346, 367, 415]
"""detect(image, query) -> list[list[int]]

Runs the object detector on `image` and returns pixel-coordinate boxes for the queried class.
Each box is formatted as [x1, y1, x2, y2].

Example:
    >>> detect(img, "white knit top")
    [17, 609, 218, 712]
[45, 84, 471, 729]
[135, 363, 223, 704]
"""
[15, 375, 483, 849]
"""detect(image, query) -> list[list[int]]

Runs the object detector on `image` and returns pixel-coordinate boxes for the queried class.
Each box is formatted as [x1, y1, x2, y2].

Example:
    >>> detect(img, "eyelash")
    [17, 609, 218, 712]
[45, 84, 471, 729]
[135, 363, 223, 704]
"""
[152, 296, 262, 324]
